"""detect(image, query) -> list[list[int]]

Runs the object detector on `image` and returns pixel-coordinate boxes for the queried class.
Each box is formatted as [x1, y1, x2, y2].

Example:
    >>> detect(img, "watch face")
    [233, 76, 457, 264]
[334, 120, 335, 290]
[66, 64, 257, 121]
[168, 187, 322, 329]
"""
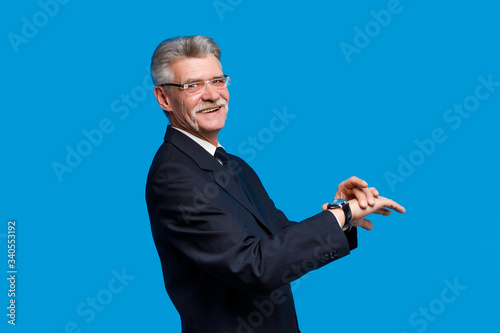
[330, 199, 345, 205]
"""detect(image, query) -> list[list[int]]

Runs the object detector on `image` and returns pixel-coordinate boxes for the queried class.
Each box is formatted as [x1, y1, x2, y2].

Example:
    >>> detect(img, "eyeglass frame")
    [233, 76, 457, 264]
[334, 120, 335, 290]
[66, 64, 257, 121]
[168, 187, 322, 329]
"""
[159, 75, 231, 93]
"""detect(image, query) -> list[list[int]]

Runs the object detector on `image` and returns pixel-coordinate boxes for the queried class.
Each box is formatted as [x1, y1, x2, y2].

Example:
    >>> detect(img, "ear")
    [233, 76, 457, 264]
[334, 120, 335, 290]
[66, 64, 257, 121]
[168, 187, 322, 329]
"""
[154, 85, 174, 112]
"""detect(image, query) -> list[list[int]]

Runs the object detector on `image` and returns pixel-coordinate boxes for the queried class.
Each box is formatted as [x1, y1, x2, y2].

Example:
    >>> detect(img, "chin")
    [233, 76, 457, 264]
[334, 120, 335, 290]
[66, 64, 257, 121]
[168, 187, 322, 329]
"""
[201, 122, 226, 133]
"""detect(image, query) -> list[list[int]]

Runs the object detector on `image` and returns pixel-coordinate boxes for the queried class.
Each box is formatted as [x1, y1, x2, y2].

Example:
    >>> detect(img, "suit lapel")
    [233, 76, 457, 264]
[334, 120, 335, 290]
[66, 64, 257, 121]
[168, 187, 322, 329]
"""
[165, 127, 272, 234]
[211, 163, 270, 233]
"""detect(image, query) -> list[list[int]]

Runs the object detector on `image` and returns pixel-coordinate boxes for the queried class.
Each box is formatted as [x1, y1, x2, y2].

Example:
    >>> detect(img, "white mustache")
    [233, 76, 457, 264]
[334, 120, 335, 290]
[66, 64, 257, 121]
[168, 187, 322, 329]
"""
[194, 98, 228, 113]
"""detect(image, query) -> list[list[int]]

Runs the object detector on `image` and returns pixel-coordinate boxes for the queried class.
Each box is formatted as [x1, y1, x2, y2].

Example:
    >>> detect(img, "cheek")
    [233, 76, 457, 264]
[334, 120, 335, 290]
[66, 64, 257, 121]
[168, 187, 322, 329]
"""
[222, 90, 230, 102]
[185, 97, 201, 112]
[174, 98, 196, 117]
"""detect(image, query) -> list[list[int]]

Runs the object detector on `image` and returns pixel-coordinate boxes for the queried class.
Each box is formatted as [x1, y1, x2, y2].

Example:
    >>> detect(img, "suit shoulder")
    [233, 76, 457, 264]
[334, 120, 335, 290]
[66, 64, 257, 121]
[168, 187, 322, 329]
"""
[228, 154, 252, 170]
[147, 142, 198, 187]
[227, 154, 263, 183]
[149, 141, 200, 173]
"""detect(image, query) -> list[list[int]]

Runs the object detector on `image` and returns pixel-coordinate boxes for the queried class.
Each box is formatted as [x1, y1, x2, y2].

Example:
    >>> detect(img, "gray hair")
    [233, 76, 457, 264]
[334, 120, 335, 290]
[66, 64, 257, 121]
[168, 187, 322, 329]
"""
[150, 35, 222, 86]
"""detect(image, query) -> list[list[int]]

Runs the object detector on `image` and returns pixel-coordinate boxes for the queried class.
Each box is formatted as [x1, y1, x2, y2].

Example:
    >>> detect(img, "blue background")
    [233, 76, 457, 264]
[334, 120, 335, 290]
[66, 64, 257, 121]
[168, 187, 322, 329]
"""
[2, 0, 499, 332]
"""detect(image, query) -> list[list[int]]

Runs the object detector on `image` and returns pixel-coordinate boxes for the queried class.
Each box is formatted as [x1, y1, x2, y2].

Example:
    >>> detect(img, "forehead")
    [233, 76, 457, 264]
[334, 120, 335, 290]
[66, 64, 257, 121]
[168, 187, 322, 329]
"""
[170, 54, 223, 82]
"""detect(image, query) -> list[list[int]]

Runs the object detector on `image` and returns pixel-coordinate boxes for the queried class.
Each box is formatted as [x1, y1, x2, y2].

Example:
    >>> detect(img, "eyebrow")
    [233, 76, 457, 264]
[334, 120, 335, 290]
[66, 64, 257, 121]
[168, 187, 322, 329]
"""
[184, 75, 225, 84]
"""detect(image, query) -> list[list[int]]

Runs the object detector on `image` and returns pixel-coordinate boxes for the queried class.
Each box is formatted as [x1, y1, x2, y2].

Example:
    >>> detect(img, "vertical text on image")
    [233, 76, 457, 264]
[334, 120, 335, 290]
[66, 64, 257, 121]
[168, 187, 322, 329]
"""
[6, 220, 17, 325]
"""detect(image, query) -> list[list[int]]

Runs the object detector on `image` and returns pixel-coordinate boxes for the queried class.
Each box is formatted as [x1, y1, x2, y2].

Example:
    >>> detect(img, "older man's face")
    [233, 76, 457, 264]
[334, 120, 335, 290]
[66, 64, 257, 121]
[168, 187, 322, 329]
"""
[164, 54, 229, 142]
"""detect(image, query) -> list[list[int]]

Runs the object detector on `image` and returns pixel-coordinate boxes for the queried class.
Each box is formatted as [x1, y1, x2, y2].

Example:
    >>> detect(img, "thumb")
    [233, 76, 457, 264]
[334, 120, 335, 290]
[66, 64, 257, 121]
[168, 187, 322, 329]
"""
[352, 218, 373, 231]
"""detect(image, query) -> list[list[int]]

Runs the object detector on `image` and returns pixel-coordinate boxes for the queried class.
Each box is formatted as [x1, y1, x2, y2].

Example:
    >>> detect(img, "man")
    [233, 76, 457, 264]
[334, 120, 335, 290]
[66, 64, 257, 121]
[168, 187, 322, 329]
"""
[146, 35, 405, 333]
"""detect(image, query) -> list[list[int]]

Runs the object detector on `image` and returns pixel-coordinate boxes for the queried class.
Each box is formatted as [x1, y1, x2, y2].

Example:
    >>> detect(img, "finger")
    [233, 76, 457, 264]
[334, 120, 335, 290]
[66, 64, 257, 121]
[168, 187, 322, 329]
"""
[321, 203, 328, 211]
[362, 219, 373, 231]
[377, 197, 406, 214]
[353, 218, 373, 231]
[352, 187, 368, 208]
[342, 176, 368, 190]
[373, 208, 392, 216]
[370, 187, 379, 198]
[386, 201, 406, 214]
[335, 177, 370, 200]
[362, 187, 376, 206]
[333, 192, 347, 200]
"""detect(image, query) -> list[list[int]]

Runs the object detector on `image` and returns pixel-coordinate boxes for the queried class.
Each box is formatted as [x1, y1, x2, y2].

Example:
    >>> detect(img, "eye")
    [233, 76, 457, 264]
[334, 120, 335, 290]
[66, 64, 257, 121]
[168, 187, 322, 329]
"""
[211, 78, 225, 86]
[187, 82, 199, 89]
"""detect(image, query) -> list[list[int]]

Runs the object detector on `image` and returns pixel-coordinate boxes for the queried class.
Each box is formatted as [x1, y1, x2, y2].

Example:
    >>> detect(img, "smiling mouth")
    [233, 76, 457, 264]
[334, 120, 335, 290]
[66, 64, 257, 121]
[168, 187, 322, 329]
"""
[198, 106, 222, 114]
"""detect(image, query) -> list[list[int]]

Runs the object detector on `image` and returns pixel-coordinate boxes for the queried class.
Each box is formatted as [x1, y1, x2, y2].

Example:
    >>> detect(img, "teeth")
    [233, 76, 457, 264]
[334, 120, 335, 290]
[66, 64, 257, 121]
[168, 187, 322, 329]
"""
[200, 107, 220, 114]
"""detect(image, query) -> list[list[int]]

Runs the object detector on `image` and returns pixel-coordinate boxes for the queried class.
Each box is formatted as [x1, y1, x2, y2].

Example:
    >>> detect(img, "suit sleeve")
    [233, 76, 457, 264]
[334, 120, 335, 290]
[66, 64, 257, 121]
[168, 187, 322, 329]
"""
[149, 160, 356, 295]
[276, 207, 357, 251]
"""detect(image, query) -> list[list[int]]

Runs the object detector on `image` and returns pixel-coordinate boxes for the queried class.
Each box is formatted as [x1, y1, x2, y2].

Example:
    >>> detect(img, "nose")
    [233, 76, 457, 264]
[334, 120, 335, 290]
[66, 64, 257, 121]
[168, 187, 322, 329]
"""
[201, 81, 220, 101]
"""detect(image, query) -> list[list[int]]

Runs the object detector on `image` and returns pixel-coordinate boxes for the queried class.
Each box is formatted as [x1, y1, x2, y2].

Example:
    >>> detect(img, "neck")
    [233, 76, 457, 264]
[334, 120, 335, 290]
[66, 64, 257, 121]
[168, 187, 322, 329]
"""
[192, 130, 219, 147]
[204, 135, 219, 147]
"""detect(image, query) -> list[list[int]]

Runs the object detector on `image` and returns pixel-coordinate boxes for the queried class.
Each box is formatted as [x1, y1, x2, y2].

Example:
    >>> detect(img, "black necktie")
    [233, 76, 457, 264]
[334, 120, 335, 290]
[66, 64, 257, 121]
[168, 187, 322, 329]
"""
[214, 147, 250, 200]
[214, 147, 231, 167]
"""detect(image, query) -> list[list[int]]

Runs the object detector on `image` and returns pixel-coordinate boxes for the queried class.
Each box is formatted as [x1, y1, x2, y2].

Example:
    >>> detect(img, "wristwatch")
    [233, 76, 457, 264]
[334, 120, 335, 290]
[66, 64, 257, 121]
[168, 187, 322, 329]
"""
[327, 199, 352, 230]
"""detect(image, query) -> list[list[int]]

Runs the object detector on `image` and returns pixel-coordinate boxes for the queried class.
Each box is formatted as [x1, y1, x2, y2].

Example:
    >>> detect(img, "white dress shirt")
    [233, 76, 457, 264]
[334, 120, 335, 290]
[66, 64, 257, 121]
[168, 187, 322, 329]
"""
[171, 127, 222, 156]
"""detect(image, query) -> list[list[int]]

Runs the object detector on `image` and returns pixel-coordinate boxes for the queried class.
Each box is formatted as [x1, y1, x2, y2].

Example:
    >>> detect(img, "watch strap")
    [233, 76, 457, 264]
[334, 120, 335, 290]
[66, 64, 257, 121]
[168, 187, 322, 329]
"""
[327, 199, 352, 230]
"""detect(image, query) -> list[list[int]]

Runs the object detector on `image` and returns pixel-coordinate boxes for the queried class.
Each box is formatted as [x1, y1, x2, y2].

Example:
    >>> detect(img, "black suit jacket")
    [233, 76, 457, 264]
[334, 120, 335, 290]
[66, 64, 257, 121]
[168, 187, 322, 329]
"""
[146, 126, 357, 333]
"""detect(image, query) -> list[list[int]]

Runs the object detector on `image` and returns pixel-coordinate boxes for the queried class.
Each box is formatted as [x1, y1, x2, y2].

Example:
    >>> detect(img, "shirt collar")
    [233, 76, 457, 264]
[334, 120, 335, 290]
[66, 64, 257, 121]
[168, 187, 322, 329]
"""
[171, 127, 222, 156]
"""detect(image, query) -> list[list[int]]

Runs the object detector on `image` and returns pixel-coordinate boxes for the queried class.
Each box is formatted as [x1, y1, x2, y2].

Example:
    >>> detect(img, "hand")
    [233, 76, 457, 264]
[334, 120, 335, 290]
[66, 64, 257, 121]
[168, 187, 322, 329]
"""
[334, 176, 379, 209]
[349, 196, 406, 231]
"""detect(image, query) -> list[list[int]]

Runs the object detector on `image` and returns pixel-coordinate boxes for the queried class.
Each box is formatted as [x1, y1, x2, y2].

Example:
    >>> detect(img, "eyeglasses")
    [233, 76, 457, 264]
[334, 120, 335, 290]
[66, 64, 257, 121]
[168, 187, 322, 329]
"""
[160, 75, 231, 94]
